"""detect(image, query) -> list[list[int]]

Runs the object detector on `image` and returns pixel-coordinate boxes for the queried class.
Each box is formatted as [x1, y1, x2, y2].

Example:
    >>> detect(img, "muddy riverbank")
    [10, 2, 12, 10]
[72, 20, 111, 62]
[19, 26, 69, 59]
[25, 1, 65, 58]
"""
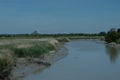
[0, 38, 67, 80]
[12, 43, 68, 80]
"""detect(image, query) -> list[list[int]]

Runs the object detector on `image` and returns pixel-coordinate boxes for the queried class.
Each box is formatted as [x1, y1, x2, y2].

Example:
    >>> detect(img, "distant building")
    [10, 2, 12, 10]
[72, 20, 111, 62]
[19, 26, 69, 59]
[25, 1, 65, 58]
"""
[31, 30, 39, 35]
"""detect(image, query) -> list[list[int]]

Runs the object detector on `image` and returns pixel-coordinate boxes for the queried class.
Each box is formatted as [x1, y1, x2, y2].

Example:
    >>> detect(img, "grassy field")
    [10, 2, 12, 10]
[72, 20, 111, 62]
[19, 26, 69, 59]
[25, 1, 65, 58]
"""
[0, 39, 56, 56]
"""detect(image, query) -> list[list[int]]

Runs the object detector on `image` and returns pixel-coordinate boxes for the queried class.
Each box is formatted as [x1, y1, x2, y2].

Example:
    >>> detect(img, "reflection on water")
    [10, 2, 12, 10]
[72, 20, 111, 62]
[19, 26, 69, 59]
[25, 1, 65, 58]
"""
[22, 40, 120, 80]
[106, 46, 118, 63]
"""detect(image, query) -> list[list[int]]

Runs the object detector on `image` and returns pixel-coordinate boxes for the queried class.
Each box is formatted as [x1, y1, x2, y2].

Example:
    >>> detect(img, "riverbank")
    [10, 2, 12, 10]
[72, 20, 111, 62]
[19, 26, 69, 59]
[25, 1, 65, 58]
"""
[106, 42, 120, 48]
[0, 38, 106, 80]
[20, 39, 120, 80]
[0, 38, 60, 80]
[12, 43, 68, 80]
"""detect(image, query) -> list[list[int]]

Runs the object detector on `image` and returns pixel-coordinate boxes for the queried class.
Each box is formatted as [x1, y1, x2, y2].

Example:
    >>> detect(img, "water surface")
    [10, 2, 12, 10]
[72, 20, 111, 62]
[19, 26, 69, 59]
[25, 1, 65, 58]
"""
[22, 40, 120, 80]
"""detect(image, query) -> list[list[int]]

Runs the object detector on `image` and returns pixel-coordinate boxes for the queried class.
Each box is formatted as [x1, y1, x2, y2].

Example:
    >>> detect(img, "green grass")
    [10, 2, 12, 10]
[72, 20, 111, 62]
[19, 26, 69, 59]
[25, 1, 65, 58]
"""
[0, 40, 55, 57]
[0, 44, 54, 58]
[0, 58, 8, 71]
[0, 40, 55, 78]
[0, 39, 56, 65]
[0, 53, 14, 72]
[0, 39, 57, 79]
[0, 40, 56, 69]
[12, 42, 55, 57]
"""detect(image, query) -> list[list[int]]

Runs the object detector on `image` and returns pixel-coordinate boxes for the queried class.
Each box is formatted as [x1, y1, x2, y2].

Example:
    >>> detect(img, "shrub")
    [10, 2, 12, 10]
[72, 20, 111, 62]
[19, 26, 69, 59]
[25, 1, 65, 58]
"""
[105, 28, 118, 43]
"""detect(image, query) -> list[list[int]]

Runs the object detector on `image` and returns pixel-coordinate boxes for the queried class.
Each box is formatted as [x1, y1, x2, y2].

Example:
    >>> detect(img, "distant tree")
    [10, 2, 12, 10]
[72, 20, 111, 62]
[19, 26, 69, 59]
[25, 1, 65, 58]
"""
[116, 28, 120, 39]
[105, 28, 118, 43]
[117, 28, 120, 33]
[98, 32, 106, 36]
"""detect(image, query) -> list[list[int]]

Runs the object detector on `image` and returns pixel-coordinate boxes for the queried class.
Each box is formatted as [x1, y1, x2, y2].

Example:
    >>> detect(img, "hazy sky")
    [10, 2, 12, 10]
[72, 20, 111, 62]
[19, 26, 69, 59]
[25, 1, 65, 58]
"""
[0, 0, 120, 34]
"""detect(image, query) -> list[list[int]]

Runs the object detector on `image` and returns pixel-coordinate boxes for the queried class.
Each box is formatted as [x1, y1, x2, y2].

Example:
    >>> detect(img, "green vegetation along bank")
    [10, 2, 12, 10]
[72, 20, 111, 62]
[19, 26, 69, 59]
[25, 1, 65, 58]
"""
[0, 28, 120, 80]
[105, 28, 120, 43]
[0, 39, 58, 80]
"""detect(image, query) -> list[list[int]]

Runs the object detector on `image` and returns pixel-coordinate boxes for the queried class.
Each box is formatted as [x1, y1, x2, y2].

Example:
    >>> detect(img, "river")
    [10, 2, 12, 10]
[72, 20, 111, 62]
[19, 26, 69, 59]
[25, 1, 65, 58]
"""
[22, 40, 120, 80]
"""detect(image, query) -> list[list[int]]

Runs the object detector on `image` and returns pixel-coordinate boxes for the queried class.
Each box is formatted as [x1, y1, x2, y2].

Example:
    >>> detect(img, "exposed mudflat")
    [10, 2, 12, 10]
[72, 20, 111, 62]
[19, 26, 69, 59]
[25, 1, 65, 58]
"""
[12, 44, 68, 80]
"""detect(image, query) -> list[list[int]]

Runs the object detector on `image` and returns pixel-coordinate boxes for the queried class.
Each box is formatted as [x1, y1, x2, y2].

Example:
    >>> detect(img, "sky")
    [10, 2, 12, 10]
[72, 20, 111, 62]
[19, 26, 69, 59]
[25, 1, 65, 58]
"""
[0, 0, 120, 34]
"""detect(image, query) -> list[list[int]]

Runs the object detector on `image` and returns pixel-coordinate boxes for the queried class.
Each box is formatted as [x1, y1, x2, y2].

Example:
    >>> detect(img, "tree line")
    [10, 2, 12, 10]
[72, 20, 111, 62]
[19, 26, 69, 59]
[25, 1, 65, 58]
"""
[0, 33, 103, 38]
[0, 28, 120, 44]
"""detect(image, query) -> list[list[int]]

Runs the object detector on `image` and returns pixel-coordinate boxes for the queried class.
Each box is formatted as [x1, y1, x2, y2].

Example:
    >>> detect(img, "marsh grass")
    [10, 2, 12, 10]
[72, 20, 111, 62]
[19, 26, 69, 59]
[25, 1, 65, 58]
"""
[0, 40, 55, 57]
[12, 42, 55, 57]
[0, 52, 14, 72]
[0, 39, 57, 79]
[0, 40, 55, 69]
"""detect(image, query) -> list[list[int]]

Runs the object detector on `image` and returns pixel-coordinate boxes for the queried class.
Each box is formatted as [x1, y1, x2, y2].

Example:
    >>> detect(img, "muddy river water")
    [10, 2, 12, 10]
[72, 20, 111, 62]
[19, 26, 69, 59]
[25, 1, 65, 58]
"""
[22, 40, 120, 80]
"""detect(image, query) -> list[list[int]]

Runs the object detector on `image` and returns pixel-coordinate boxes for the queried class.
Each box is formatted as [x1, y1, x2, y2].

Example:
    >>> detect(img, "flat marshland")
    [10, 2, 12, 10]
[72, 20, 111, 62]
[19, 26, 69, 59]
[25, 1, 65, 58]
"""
[0, 39, 58, 79]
